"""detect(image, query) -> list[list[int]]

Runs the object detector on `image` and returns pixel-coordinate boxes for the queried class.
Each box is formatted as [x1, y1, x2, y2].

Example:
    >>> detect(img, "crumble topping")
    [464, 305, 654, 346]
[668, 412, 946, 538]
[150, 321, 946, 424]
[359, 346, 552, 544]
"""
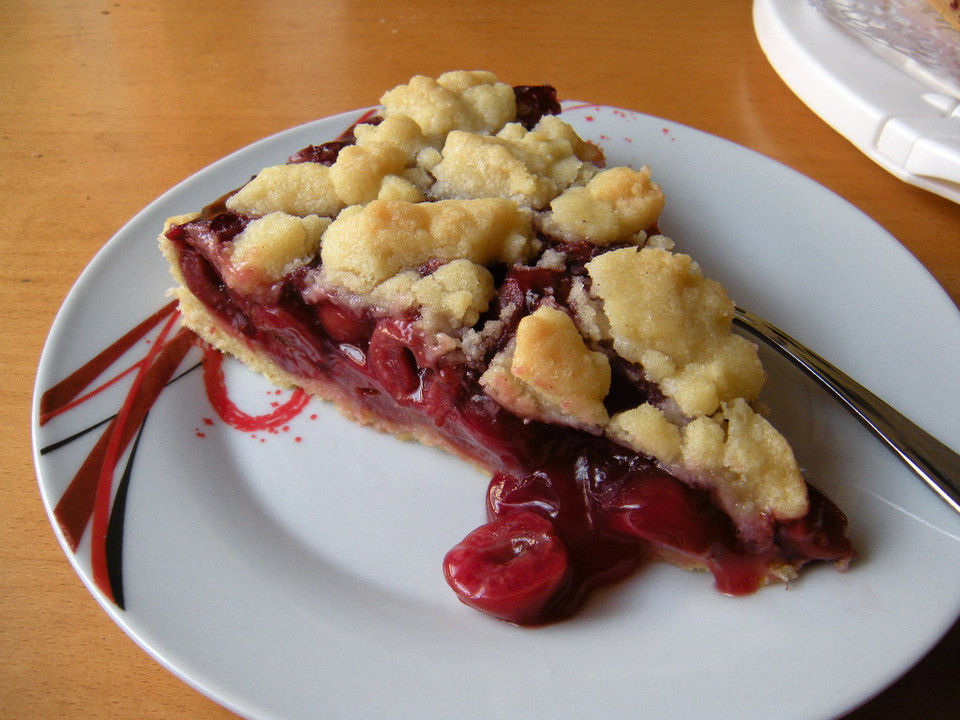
[375, 174, 426, 203]
[227, 212, 329, 292]
[566, 277, 609, 343]
[609, 399, 807, 522]
[717, 399, 807, 521]
[226, 163, 344, 218]
[481, 306, 611, 431]
[542, 166, 665, 244]
[369, 259, 496, 330]
[411, 259, 495, 329]
[431, 115, 600, 208]
[608, 403, 682, 463]
[353, 114, 428, 163]
[319, 198, 535, 295]
[586, 246, 765, 417]
[228, 115, 431, 219]
[328, 142, 410, 206]
[380, 71, 517, 142]
[582, 245, 800, 519]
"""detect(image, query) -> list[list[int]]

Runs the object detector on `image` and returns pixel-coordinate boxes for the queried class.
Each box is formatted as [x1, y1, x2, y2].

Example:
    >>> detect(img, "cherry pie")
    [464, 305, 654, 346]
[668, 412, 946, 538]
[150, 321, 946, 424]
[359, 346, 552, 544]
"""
[160, 71, 854, 624]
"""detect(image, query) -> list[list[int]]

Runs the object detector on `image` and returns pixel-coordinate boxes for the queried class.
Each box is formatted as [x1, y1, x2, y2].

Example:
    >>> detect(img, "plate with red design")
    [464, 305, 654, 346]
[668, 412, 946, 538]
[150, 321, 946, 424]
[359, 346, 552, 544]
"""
[32, 102, 960, 720]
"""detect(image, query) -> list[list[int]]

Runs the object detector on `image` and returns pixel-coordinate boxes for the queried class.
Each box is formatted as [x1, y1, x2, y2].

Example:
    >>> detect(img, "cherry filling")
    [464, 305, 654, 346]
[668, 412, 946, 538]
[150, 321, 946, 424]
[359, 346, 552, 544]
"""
[512, 84, 562, 129]
[164, 86, 854, 625]
[443, 511, 571, 625]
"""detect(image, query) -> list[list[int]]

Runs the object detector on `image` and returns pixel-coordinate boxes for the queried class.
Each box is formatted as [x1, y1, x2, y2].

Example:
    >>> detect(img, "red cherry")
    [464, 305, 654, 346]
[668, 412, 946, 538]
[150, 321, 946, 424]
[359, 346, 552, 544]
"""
[487, 471, 561, 520]
[316, 302, 371, 343]
[288, 141, 350, 166]
[604, 474, 719, 555]
[776, 485, 854, 563]
[367, 321, 420, 398]
[443, 511, 570, 625]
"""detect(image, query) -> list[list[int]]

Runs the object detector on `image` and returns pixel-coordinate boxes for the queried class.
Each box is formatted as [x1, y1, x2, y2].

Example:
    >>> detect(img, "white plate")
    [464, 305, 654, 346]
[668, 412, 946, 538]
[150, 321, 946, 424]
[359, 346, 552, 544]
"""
[754, 0, 960, 204]
[33, 103, 960, 720]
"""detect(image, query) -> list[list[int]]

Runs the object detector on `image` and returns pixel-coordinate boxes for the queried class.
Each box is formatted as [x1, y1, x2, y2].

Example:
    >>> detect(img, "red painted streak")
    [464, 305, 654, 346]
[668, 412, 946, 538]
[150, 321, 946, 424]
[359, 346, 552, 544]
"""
[40, 301, 178, 425]
[321, 108, 380, 144]
[55, 419, 118, 550]
[44, 362, 144, 427]
[48, 301, 313, 606]
[89, 316, 193, 600]
[53, 324, 193, 552]
[351, 108, 380, 129]
[201, 345, 310, 432]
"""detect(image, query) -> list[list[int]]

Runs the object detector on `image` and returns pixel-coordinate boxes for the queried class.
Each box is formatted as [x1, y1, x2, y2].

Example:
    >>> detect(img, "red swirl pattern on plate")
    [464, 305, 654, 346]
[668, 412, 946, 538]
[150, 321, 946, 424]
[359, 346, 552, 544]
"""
[38, 305, 311, 608]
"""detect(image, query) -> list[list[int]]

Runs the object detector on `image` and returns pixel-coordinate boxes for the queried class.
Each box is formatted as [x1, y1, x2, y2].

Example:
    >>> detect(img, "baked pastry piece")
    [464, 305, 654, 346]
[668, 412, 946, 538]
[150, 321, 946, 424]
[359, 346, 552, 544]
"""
[160, 71, 854, 624]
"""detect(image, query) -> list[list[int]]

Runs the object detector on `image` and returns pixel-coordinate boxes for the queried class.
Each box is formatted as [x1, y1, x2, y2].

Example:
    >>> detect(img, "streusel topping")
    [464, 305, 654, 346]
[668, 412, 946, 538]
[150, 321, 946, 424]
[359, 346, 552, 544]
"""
[227, 163, 344, 218]
[481, 305, 611, 431]
[430, 117, 600, 209]
[319, 198, 535, 294]
[380, 70, 517, 142]
[542, 166, 665, 244]
[227, 212, 329, 293]
[586, 246, 765, 417]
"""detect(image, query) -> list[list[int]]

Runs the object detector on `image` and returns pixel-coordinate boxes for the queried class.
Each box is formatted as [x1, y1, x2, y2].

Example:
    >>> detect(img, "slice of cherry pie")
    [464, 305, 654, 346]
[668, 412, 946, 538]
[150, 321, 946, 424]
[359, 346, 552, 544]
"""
[160, 71, 854, 625]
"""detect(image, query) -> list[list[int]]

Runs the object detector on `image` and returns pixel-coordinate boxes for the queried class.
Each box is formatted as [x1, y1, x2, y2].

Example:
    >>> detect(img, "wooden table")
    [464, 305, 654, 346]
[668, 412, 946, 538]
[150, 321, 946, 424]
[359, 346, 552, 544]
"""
[3, 1, 958, 717]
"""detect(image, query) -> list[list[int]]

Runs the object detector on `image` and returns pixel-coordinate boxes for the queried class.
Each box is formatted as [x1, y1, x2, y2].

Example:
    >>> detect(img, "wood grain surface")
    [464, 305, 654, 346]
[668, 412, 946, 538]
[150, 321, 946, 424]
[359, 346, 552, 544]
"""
[2, 1, 958, 718]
